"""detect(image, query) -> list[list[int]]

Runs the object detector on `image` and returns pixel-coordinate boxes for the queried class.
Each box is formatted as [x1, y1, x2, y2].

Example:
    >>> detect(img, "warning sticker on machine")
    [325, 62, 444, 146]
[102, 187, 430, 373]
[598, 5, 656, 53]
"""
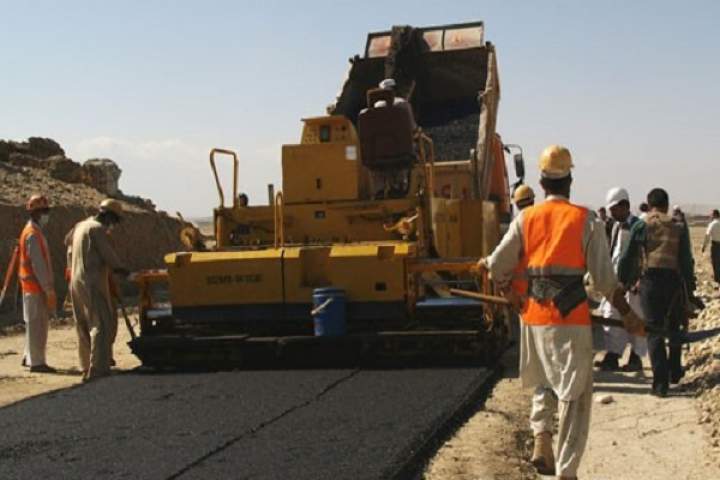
[206, 274, 262, 285]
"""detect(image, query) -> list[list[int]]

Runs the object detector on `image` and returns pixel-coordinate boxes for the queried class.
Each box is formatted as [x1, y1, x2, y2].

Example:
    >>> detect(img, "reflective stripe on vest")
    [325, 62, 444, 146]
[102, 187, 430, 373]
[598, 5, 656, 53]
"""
[18, 223, 50, 295]
[521, 200, 590, 326]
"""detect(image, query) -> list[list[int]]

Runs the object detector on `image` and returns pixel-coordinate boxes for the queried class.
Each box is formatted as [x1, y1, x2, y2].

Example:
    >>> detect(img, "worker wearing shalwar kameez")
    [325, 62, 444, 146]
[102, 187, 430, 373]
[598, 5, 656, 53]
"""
[70, 199, 126, 382]
[483, 145, 640, 480]
[19, 194, 57, 372]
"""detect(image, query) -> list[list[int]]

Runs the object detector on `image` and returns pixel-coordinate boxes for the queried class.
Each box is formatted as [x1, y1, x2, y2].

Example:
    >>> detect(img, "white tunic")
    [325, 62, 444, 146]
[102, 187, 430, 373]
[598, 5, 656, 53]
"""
[487, 196, 618, 401]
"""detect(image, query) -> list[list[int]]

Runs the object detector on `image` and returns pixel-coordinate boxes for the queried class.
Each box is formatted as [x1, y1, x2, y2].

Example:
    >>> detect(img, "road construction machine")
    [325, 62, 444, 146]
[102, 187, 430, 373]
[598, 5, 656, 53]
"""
[130, 21, 526, 368]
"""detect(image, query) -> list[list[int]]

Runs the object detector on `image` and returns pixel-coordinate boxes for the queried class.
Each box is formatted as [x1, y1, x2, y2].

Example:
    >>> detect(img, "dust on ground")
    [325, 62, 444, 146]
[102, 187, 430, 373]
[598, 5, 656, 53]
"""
[425, 225, 720, 479]
[424, 348, 537, 479]
[0, 315, 139, 408]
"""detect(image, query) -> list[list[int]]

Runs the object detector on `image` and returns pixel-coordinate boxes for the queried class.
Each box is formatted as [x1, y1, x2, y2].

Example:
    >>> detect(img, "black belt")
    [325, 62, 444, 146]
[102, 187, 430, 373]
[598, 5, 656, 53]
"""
[528, 275, 587, 318]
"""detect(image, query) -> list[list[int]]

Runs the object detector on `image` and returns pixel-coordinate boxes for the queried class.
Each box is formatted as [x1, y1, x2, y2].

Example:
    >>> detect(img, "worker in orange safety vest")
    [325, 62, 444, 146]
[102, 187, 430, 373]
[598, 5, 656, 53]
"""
[18, 194, 57, 373]
[479, 145, 642, 479]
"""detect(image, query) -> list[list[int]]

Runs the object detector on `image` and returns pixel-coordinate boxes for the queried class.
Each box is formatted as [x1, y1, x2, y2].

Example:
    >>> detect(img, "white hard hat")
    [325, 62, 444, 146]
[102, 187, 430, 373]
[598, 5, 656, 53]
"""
[605, 187, 629, 210]
[379, 78, 396, 90]
[673, 205, 681, 212]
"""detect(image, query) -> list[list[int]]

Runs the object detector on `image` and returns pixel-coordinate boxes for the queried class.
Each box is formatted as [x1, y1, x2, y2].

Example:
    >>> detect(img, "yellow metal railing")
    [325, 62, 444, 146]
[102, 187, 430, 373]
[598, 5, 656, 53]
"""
[417, 132, 436, 196]
[273, 191, 285, 248]
[209, 148, 238, 208]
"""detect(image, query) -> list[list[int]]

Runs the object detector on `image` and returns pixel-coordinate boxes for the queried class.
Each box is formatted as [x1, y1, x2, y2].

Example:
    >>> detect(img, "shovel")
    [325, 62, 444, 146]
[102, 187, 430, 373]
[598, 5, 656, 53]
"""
[110, 274, 136, 340]
[0, 246, 19, 308]
[450, 288, 720, 344]
[590, 316, 720, 344]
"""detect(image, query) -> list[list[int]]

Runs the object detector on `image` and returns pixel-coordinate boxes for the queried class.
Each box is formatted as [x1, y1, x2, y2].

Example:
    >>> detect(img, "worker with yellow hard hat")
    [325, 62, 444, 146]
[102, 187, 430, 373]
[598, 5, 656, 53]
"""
[479, 145, 640, 479]
[68, 198, 129, 382]
[18, 194, 57, 373]
[512, 184, 535, 211]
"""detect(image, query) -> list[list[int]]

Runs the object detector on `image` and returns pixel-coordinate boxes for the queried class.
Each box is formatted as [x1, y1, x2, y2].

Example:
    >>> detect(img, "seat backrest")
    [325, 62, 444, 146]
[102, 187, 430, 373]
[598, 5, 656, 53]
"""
[366, 88, 395, 108]
[358, 92, 415, 171]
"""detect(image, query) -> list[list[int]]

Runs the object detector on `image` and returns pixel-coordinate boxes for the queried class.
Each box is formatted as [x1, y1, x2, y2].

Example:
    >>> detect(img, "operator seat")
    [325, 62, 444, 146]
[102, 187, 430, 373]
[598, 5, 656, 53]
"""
[357, 88, 416, 172]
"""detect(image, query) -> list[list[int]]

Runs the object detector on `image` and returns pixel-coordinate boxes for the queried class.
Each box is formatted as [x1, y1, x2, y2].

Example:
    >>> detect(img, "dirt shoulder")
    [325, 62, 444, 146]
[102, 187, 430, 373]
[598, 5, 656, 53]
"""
[580, 361, 718, 480]
[425, 225, 720, 479]
[424, 348, 537, 480]
[0, 316, 139, 408]
[425, 350, 720, 480]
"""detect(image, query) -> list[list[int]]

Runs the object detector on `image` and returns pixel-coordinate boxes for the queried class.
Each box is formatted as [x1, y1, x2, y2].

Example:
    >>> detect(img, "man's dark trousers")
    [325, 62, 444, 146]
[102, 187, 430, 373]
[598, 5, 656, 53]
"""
[640, 268, 684, 391]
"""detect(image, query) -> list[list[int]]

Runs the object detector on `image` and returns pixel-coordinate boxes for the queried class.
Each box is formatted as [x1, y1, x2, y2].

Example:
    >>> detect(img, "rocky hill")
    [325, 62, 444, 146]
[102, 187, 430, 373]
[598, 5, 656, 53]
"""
[0, 137, 184, 324]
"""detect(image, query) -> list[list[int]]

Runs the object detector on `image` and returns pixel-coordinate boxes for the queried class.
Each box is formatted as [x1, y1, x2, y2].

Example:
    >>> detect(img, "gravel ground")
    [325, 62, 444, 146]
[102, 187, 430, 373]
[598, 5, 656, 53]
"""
[682, 226, 720, 463]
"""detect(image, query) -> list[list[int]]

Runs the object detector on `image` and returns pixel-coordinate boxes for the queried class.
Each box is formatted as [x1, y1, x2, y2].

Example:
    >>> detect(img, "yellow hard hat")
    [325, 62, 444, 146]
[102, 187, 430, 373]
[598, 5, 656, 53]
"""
[512, 184, 535, 204]
[99, 198, 123, 217]
[26, 194, 50, 212]
[539, 144, 573, 179]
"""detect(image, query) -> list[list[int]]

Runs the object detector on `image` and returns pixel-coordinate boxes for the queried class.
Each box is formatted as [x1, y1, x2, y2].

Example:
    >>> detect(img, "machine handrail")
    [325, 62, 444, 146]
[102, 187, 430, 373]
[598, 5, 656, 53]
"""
[417, 132, 436, 195]
[209, 148, 239, 208]
[273, 191, 285, 248]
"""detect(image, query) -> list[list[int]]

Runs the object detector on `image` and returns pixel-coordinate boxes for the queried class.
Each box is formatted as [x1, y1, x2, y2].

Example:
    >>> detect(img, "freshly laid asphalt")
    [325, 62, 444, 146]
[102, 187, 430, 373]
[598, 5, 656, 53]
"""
[0, 368, 492, 480]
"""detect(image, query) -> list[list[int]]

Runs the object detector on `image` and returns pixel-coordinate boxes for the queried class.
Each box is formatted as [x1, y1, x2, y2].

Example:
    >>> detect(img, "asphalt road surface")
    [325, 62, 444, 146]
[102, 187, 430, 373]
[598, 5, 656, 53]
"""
[0, 368, 492, 479]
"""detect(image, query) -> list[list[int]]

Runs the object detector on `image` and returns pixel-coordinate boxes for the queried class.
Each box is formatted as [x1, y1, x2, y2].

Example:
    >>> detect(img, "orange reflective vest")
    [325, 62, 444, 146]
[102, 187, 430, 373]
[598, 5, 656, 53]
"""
[18, 222, 51, 295]
[521, 199, 590, 326]
[511, 259, 529, 316]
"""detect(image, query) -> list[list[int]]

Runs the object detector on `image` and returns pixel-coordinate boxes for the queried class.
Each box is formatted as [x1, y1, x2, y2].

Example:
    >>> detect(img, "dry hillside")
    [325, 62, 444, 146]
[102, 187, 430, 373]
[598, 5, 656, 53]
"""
[0, 137, 184, 324]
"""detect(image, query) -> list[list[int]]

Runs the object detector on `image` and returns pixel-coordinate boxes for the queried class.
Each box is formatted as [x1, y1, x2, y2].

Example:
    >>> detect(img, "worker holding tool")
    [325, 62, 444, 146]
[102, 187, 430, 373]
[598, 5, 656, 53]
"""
[506, 184, 534, 310]
[618, 188, 696, 397]
[595, 187, 647, 372]
[18, 194, 57, 373]
[701, 209, 720, 288]
[69, 199, 128, 382]
[479, 145, 641, 480]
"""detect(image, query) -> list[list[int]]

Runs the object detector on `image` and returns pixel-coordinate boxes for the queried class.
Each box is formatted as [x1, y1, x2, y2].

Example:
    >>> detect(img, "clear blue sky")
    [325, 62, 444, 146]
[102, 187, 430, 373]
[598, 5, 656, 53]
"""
[1, 0, 718, 217]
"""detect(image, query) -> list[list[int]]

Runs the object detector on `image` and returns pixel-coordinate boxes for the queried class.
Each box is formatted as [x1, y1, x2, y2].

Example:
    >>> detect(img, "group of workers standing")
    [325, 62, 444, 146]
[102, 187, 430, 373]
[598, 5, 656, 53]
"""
[18, 196, 127, 382]
[480, 144, 703, 479]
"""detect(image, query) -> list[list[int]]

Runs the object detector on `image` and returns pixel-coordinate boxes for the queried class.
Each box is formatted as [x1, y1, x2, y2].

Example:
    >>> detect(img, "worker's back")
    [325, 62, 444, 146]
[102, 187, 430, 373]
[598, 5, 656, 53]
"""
[70, 217, 111, 288]
[521, 199, 590, 326]
[644, 211, 683, 270]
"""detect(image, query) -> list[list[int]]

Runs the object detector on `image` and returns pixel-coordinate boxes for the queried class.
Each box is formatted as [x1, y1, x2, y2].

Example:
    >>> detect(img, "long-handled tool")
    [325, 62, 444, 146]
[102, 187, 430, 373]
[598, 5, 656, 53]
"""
[0, 245, 19, 308]
[116, 294, 136, 340]
[115, 295, 137, 340]
[448, 288, 510, 306]
[450, 287, 720, 344]
[110, 274, 136, 340]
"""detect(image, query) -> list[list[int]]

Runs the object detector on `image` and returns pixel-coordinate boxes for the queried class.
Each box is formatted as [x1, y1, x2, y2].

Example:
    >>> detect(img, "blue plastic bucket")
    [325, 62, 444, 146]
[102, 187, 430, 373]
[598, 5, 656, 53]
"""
[312, 287, 347, 336]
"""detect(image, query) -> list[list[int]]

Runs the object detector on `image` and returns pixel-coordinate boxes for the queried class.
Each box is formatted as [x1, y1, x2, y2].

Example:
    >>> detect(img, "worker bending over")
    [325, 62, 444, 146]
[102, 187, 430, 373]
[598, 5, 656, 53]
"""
[69, 199, 128, 382]
[18, 194, 57, 373]
[595, 187, 647, 372]
[618, 188, 695, 397]
[481, 145, 640, 479]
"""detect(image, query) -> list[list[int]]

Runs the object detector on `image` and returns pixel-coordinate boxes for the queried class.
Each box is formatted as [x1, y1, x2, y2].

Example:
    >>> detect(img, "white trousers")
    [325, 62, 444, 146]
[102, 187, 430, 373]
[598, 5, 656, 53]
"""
[602, 326, 648, 356]
[600, 291, 647, 356]
[22, 293, 49, 367]
[530, 377, 593, 478]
